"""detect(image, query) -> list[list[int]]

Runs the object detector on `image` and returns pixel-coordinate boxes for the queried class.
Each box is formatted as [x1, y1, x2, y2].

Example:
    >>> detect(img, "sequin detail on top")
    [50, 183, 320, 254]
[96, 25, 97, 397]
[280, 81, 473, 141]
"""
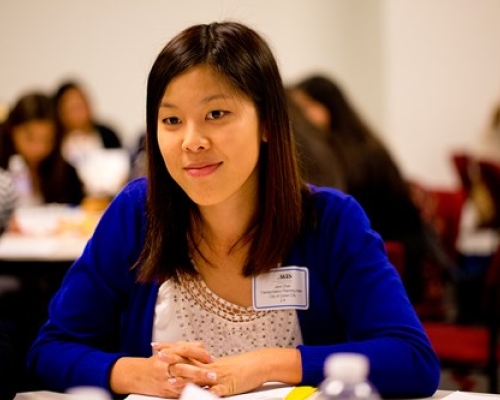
[168, 274, 303, 358]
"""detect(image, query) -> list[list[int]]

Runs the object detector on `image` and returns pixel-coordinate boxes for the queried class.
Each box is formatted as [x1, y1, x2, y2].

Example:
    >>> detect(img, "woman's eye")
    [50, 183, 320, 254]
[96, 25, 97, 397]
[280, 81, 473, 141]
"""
[207, 110, 227, 120]
[162, 117, 181, 125]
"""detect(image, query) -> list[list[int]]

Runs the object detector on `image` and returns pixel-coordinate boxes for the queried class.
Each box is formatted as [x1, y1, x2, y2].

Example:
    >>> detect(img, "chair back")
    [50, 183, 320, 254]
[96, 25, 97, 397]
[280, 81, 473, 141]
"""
[384, 240, 405, 277]
[452, 153, 473, 193]
[485, 242, 500, 392]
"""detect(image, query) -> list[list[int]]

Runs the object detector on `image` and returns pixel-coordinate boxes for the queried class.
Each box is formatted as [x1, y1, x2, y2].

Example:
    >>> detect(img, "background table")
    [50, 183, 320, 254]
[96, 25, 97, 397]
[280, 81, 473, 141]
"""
[0, 208, 98, 394]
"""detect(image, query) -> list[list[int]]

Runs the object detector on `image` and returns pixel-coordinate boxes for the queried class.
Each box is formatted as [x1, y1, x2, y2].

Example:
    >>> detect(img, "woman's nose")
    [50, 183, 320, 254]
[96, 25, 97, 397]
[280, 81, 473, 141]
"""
[181, 124, 210, 152]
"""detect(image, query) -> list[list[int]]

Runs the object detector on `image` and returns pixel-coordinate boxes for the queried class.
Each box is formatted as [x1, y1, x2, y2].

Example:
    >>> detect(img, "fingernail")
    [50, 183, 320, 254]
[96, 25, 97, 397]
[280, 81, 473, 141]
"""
[168, 377, 177, 385]
[207, 371, 217, 381]
[210, 355, 217, 361]
[158, 350, 168, 359]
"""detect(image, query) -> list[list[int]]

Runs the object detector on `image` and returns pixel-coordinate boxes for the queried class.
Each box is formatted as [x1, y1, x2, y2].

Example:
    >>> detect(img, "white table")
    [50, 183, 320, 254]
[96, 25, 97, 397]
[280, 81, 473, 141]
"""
[0, 232, 89, 262]
[0, 204, 101, 263]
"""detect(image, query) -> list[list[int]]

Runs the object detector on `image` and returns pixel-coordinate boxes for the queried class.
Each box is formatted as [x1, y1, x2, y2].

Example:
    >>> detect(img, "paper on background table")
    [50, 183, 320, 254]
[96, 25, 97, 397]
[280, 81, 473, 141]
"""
[125, 383, 293, 400]
[441, 392, 492, 400]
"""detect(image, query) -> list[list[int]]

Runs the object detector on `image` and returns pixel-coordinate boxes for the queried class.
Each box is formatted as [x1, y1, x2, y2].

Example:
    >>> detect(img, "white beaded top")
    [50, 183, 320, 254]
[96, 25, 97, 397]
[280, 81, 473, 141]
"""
[152, 273, 303, 357]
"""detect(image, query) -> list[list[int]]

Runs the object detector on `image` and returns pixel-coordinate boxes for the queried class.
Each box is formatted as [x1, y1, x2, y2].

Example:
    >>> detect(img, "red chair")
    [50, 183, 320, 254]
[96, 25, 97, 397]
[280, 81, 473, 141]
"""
[423, 242, 500, 393]
[409, 181, 466, 264]
[428, 188, 467, 264]
[384, 240, 405, 277]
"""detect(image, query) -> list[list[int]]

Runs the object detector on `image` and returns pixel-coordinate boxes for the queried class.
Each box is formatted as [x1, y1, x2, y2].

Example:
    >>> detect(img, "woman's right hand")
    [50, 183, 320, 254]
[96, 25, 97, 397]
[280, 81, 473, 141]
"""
[109, 341, 216, 398]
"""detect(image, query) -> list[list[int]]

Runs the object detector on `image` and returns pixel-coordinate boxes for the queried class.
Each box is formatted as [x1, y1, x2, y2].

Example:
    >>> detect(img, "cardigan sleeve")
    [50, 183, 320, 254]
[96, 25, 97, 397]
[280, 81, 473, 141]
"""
[27, 179, 146, 392]
[296, 190, 440, 398]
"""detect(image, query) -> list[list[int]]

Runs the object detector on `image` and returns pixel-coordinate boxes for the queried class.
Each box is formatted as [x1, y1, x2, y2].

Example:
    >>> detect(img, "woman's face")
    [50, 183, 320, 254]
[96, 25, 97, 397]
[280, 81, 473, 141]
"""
[12, 120, 55, 167]
[291, 89, 331, 132]
[157, 65, 263, 209]
[58, 88, 91, 131]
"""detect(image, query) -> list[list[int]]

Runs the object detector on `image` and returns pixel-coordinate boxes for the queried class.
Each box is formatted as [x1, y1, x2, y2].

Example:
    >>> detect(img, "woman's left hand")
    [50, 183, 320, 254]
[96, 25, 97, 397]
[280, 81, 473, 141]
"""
[203, 350, 268, 397]
[172, 348, 302, 397]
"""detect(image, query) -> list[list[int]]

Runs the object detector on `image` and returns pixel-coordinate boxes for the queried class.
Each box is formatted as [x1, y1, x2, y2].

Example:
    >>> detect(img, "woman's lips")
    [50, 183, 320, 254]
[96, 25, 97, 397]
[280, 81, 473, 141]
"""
[184, 162, 221, 177]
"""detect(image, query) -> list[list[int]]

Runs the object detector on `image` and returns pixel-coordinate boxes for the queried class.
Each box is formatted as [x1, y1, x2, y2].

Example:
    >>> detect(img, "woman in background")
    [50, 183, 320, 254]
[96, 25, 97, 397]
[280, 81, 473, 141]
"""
[286, 91, 345, 189]
[53, 80, 122, 167]
[290, 75, 451, 313]
[472, 99, 500, 164]
[0, 92, 84, 206]
[54, 81, 131, 203]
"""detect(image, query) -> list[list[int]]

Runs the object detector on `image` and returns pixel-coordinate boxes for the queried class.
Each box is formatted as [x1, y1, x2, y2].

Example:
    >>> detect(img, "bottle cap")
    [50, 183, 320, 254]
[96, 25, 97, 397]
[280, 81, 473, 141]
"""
[325, 353, 370, 383]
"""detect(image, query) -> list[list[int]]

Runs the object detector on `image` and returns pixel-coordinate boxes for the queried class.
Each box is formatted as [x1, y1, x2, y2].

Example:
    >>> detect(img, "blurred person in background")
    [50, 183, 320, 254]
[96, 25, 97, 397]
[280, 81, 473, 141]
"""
[289, 75, 451, 318]
[0, 95, 84, 396]
[471, 99, 500, 164]
[286, 90, 344, 189]
[465, 98, 500, 230]
[0, 169, 16, 233]
[53, 80, 123, 166]
[53, 81, 130, 205]
[453, 98, 500, 323]
[0, 92, 84, 208]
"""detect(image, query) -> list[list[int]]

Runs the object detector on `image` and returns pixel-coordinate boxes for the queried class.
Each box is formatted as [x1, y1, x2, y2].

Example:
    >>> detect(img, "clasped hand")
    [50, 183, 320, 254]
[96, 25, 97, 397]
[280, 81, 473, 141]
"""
[148, 341, 269, 398]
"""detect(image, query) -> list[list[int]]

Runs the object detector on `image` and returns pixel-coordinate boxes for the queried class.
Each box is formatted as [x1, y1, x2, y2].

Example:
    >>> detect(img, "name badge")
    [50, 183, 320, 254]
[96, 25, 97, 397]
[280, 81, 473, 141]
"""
[252, 266, 309, 310]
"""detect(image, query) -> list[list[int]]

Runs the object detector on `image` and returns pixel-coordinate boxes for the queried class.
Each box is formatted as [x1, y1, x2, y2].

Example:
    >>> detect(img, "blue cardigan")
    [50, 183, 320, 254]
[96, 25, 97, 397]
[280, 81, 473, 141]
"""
[27, 178, 440, 397]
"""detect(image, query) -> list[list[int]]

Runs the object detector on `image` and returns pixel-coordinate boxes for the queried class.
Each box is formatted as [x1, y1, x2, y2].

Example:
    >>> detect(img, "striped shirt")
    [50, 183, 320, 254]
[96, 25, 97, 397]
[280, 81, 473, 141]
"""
[0, 169, 16, 234]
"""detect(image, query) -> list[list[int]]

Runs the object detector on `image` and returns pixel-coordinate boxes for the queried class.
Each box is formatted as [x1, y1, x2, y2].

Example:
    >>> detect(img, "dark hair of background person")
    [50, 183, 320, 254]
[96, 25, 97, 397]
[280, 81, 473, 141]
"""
[0, 92, 84, 205]
[53, 80, 122, 148]
[292, 75, 451, 306]
[136, 21, 311, 283]
[286, 90, 345, 190]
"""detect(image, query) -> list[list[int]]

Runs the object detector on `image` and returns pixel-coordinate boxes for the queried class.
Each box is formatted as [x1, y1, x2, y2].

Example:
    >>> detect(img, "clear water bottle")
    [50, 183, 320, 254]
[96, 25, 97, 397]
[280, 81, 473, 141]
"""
[317, 353, 381, 400]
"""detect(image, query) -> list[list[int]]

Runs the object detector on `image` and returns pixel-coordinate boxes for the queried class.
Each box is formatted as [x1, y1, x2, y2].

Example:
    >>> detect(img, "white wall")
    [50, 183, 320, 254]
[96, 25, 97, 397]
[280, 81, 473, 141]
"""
[1, 0, 500, 188]
[384, 0, 500, 188]
[0, 0, 382, 145]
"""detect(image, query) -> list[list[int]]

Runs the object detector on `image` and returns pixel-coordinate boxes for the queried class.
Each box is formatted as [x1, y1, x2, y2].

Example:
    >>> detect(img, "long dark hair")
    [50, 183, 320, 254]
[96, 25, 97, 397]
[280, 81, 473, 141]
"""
[293, 75, 411, 206]
[294, 75, 374, 141]
[52, 81, 86, 136]
[136, 21, 309, 283]
[0, 92, 83, 205]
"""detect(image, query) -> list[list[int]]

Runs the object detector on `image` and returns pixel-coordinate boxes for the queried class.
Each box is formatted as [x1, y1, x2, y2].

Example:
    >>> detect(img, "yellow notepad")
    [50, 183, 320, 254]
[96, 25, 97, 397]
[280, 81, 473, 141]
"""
[284, 386, 318, 400]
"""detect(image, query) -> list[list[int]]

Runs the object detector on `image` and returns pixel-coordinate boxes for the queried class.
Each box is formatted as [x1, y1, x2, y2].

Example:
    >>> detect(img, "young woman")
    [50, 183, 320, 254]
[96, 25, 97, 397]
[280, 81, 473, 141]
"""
[0, 92, 84, 206]
[28, 22, 440, 398]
